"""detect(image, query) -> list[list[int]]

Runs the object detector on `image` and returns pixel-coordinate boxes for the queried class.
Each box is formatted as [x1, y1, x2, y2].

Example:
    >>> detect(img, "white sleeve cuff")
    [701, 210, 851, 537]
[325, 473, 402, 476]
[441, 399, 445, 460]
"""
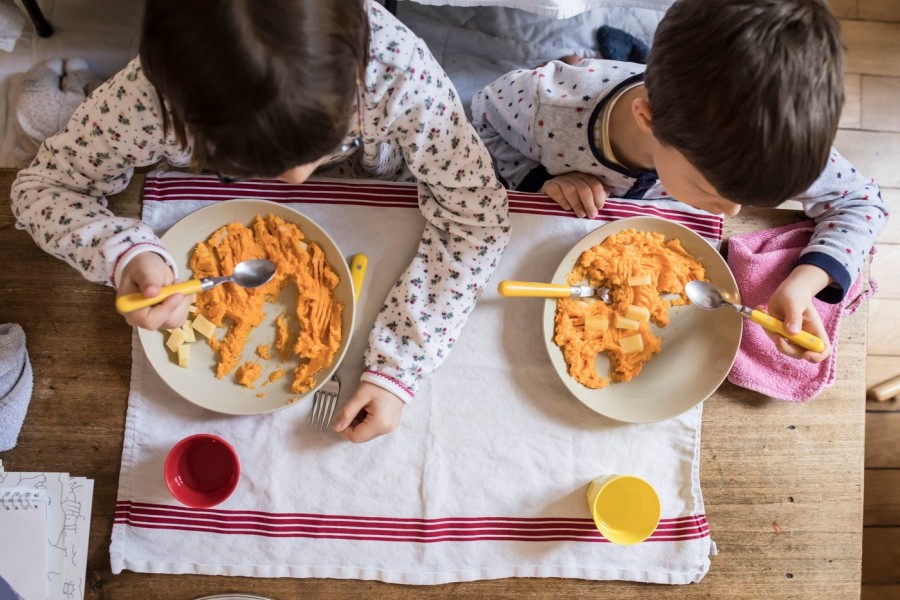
[112, 242, 179, 289]
[360, 370, 415, 404]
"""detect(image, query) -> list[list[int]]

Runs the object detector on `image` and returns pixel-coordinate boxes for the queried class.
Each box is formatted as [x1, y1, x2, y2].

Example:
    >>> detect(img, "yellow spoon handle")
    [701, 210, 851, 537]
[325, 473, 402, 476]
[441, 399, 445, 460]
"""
[350, 254, 368, 304]
[115, 279, 205, 313]
[748, 309, 826, 353]
[498, 280, 573, 298]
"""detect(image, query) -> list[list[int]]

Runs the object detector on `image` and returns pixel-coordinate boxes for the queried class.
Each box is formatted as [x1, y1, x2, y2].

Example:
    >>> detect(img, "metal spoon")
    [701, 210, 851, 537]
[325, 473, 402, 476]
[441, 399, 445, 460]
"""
[685, 280, 825, 353]
[116, 258, 277, 313]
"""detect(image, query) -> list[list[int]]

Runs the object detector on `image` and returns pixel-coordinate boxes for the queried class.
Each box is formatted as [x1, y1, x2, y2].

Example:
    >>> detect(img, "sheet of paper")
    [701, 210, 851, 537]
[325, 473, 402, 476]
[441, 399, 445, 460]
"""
[0, 472, 70, 599]
[60, 477, 94, 600]
[0, 487, 48, 600]
[0, 472, 93, 600]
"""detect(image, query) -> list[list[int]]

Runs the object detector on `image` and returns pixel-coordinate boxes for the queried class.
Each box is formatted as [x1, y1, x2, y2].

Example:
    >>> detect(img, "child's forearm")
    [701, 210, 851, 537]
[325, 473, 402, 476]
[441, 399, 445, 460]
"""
[783, 263, 832, 299]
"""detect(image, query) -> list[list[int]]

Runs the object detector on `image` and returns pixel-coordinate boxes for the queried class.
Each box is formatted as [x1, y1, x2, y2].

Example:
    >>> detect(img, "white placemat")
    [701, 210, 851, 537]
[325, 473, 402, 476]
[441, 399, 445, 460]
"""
[110, 171, 722, 584]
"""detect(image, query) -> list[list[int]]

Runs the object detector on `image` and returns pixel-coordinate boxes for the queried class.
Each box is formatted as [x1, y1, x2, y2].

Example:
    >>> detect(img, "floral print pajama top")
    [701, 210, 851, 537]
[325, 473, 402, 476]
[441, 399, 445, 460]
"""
[11, 1, 510, 403]
[472, 58, 887, 303]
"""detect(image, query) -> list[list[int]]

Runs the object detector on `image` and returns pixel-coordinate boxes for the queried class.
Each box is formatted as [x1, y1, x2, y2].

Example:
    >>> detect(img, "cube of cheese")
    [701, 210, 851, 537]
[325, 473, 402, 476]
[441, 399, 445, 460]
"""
[584, 315, 609, 332]
[177, 343, 190, 368]
[615, 315, 640, 330]
[620, 334, 644, 354]
[628, 274, 652, 286]
[188, 304, 198, 315]
[165, 328, 186, 353]
[181, 320, 196, 343]
[625, 304, 651, 322]
[191, 313, 217, 339]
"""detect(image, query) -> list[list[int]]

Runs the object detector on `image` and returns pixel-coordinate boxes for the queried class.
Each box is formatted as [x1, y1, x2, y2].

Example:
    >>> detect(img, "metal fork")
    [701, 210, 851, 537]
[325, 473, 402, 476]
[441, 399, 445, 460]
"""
[310, 375, 341, 430]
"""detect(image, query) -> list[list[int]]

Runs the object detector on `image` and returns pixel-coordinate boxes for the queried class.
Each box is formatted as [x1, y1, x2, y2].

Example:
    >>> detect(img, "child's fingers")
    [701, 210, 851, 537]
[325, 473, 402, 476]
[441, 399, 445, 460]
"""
[798, 309, 831, 363]
[757, 304, 832, 363]
[123, 294, 189, 330]
[333, 393, 370, 433]
[340, 417, 388, 444]
[571, 179, 599, 219]
[541, 181, 571, 212]
[556, 181, 586, 218]
[772, 334, 808, 360]
[576, 174, 608, 214]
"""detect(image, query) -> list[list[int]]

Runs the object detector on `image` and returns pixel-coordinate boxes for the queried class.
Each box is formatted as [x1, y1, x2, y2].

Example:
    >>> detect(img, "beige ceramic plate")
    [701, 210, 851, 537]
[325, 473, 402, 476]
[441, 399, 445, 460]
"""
[138, 200, 355, 415]
[542, 216, 741, 423]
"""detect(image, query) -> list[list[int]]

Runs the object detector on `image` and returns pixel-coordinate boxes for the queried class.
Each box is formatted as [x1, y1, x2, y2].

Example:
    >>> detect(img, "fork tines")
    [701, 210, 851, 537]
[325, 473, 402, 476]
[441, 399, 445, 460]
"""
[310, 377, 340, 430]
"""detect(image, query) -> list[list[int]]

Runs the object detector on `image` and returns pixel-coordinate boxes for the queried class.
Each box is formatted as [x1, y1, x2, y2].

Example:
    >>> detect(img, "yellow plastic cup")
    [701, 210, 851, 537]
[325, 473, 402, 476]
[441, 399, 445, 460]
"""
[586, 475, 661, 545]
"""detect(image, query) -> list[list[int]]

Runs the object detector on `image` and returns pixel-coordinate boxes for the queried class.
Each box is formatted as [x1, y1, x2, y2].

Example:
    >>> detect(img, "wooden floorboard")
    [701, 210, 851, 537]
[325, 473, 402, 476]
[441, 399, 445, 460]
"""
[839, 14, 900, 592]
[859, 0, 900, 22]
[865, 413, 900, 468]
[862, 528, 900, 583]
[864, 470, 900, 526]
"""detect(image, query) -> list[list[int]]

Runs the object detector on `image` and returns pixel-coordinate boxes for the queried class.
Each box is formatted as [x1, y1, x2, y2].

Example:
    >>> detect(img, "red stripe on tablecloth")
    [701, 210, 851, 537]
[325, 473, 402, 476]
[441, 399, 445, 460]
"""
[114, 501, 709, 543]
[141, 175, 723, 242]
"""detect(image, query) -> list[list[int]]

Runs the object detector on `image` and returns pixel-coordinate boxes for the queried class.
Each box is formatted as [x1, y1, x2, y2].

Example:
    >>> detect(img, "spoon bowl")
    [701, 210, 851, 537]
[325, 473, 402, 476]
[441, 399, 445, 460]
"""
[116, 258, 277, 313]
[685, 280, 728, 311]
[229, 259, 277, 289]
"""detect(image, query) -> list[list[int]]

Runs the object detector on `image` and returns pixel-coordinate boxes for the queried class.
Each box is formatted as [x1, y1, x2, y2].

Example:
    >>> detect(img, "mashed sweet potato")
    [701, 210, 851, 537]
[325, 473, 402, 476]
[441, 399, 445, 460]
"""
[553, 229, 705, 389]
[190, 214, 343, 394]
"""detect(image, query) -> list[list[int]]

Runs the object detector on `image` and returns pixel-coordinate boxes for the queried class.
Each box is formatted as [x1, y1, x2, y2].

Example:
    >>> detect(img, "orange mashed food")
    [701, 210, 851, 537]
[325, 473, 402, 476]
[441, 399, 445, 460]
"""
[190, 214, 343, 394]
[554, 229, 705, 389]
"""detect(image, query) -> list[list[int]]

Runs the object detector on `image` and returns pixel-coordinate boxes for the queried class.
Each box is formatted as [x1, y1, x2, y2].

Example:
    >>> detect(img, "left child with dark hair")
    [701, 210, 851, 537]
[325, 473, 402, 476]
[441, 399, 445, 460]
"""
[472, 0, 887, 364]
[11, 0, 511, 443]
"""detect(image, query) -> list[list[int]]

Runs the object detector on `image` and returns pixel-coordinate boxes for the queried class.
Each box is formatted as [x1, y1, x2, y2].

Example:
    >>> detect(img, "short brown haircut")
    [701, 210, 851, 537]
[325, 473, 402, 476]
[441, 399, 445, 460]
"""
[140, 0, 369, 179]
[644, 0, 843, 206]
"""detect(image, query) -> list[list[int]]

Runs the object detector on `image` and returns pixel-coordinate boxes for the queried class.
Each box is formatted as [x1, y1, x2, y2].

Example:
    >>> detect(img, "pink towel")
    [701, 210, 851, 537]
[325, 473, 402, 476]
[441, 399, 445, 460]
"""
[726, 221, 876, 402]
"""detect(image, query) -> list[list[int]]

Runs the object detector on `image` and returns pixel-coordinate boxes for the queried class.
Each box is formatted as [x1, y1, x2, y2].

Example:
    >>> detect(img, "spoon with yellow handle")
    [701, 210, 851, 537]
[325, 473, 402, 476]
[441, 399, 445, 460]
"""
[115, 258, 277, 313]
[498, 280, 611, 302]
[350, 254, 368, 304]
[685, 280, 825, 353]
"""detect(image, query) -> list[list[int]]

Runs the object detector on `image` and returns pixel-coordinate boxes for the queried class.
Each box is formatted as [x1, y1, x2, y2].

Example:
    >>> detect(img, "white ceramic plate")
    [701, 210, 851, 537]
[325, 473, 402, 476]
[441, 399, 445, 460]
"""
[542, 216, 742, 423]
[138, 200, 355, 415]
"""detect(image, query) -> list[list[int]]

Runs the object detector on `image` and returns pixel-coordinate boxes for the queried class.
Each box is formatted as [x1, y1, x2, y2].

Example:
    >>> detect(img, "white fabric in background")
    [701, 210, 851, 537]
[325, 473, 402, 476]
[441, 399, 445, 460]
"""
[0, 1, 25, 52]
[110, 173, 717, 584]
[401, 0, 674, 19]
[0, 0, 145, 167]
[396, 1, 671, 114]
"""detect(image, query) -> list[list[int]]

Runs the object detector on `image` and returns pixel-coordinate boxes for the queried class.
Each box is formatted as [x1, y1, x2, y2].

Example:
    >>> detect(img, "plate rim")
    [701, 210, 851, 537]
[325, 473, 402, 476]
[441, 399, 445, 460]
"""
[541, 215, 742, 423]
[137, 198, 356, 416]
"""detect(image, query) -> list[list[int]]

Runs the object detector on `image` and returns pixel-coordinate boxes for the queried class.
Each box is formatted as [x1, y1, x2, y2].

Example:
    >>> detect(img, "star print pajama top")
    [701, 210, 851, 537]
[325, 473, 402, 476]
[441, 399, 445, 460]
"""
[471, 58, 887, 303]
[11, 1, 511, 403]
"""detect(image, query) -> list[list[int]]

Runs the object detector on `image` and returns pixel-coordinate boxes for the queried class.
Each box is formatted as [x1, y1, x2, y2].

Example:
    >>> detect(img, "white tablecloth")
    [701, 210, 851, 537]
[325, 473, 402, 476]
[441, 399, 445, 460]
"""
[111, 171, 722, 584]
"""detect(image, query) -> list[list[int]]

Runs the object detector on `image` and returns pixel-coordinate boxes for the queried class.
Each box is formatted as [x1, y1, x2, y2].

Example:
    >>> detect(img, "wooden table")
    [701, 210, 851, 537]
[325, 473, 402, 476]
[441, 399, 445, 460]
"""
[0, 169, 867, 598]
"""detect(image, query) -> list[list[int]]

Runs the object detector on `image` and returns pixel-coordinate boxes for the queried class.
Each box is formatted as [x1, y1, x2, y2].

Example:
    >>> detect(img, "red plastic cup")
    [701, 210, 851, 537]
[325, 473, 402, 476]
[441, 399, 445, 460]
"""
[164, 434, 240, 508]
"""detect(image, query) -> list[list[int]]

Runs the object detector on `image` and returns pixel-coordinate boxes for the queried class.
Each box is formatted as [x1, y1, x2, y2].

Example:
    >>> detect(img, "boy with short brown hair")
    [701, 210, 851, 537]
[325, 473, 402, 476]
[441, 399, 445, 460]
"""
[472, 0, 887, 363]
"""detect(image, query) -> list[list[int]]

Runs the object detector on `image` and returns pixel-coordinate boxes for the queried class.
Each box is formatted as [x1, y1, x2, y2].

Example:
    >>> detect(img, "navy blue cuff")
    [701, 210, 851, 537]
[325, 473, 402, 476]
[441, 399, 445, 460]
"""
[517, 165, 552, 193]
[794, 252, 851, 304]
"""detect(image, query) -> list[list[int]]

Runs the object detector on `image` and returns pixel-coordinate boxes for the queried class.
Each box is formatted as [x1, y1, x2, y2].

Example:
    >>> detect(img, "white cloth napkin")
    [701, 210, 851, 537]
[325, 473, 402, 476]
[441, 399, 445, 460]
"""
[110, 171, 723, 584]
[402, 0, 675, 20]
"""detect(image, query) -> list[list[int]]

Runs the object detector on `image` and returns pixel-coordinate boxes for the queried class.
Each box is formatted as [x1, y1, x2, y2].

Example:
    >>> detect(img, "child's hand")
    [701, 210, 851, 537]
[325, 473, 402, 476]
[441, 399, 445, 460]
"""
[333, 382, 405, 443]
[762, 265, 833, 363]
[541, 173, 609, 219]
[116, 252, 192, 330]
[558, 54, 584, 65]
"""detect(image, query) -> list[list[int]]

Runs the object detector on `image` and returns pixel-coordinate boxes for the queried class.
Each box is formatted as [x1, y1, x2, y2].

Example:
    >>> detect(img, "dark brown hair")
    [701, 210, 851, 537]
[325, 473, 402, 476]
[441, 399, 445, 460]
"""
[140, 0, 369, 179]
[644, 0, 843, 206]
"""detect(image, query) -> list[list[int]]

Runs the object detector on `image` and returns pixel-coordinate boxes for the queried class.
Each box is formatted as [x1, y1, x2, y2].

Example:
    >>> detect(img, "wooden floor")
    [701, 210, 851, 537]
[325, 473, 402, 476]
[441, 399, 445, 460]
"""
[828, 1, 900, 597]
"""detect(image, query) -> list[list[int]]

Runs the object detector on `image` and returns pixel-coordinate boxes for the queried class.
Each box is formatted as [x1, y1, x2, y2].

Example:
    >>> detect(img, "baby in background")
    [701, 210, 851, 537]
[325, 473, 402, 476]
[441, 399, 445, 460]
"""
[471, 0, 887, 364]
